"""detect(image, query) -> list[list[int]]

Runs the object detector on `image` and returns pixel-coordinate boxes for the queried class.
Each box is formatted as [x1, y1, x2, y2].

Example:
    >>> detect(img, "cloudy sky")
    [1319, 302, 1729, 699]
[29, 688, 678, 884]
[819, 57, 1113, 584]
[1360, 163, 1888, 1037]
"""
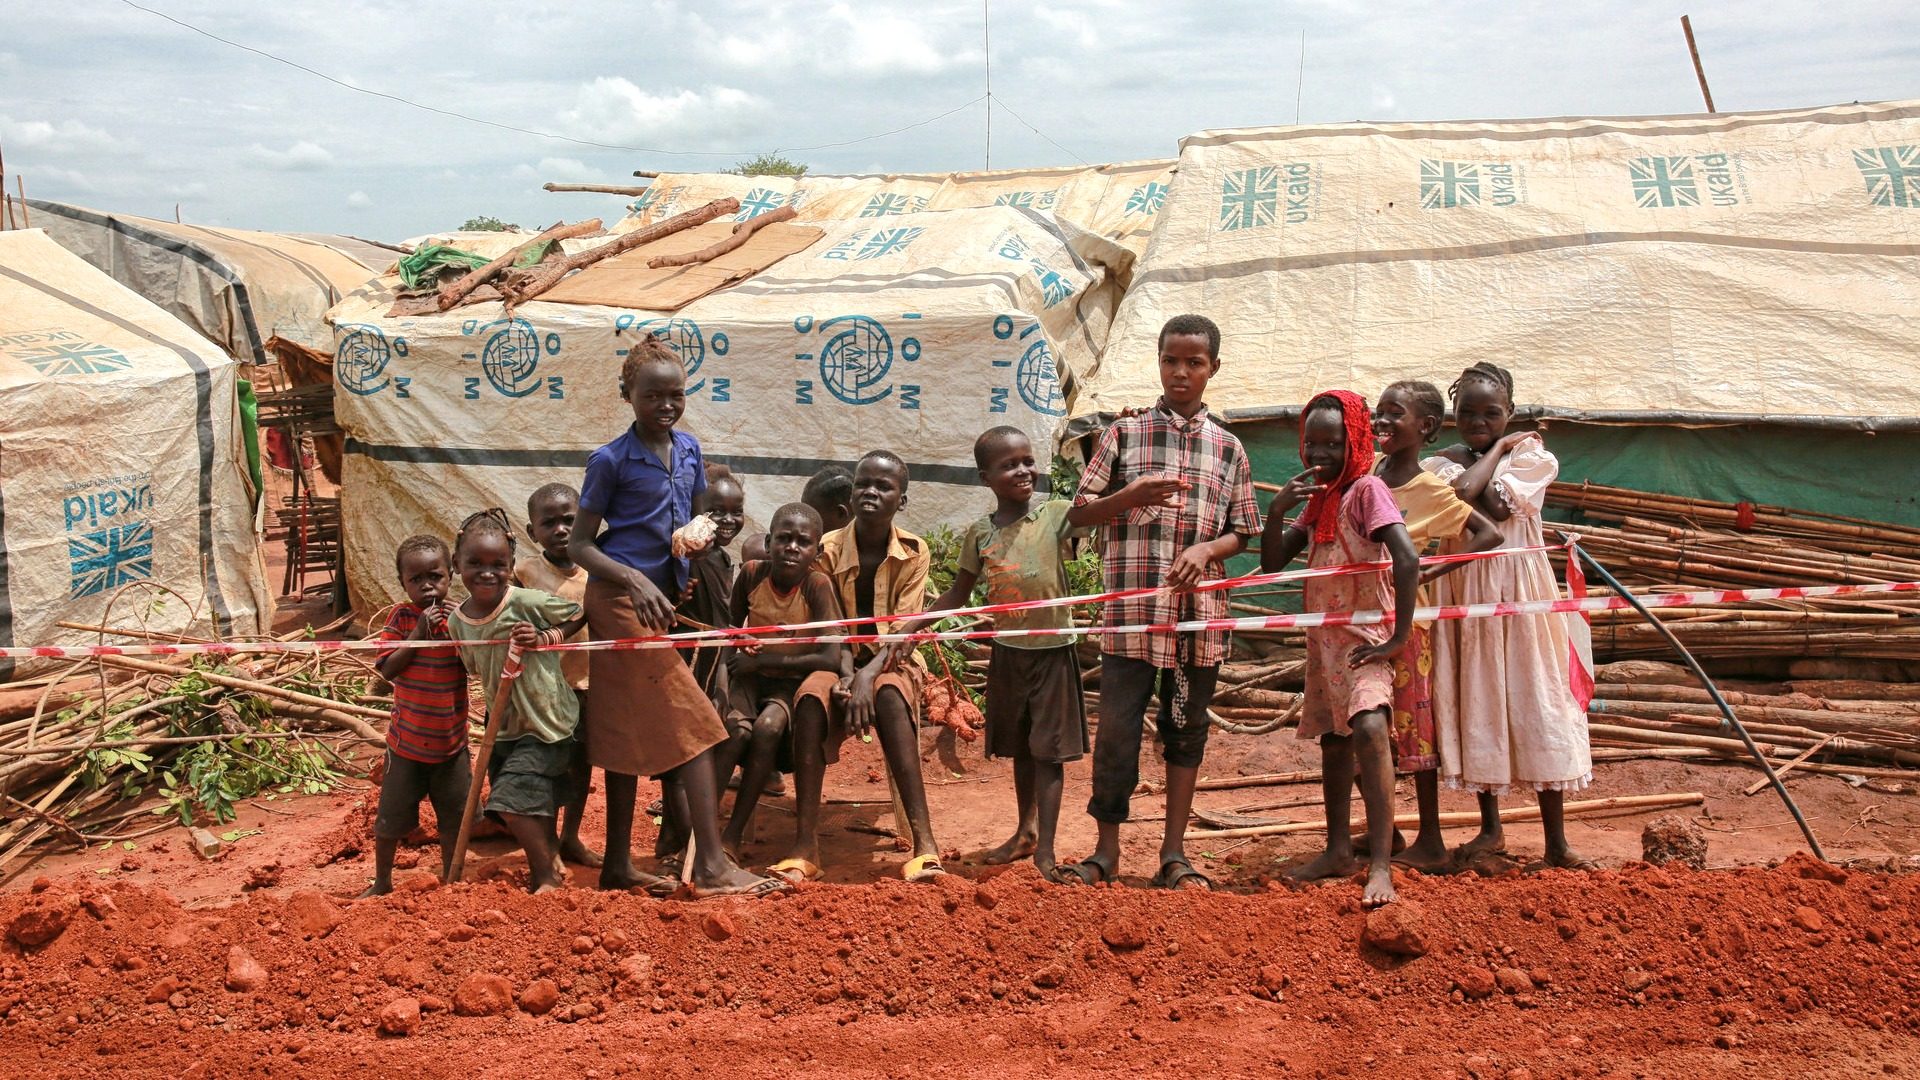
[6, 1, 1917, 239]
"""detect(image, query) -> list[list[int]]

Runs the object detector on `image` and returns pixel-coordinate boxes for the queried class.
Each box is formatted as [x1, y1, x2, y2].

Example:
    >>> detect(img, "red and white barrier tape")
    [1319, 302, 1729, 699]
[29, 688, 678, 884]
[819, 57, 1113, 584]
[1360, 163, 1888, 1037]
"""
[6, 575, 1914, 660]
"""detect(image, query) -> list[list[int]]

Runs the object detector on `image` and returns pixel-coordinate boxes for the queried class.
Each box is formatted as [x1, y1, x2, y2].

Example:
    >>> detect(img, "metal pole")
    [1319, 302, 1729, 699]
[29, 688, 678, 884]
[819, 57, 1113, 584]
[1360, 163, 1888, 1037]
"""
[982, 0, 992, 169]
[1681, 16, 1716, 113]
[1562, 537, 1824, 860]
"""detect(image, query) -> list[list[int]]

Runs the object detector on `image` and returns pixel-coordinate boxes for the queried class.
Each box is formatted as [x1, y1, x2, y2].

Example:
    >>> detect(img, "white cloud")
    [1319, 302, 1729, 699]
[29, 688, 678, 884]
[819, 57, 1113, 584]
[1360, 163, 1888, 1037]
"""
[166, 180, 209, 200]
[248, 141, 336, 171]
[346, 190, 373, 209]
[0, 115, 119, 153]
[1033, 9, 1100, 52]
[1371, 88, 1397, 113]
[558, 78, 762, 146]
[30, 165, 96, 192]
[707, 2, 978, 78]
[510, 156, 610, 183]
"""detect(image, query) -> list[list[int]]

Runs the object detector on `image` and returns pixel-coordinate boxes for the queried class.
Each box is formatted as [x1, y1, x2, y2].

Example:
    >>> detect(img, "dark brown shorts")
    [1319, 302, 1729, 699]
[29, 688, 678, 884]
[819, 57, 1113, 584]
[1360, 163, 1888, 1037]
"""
[984, 642, 1089, 763]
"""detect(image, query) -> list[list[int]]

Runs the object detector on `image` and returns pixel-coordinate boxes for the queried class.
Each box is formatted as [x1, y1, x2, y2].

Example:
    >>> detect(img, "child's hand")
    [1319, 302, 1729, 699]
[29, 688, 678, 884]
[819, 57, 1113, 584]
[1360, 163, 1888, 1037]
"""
[1114, 403, 1150, 420]
[422, 602, 449, 638]
[1122, 474, 1189, 510]
[1494, 431, 1538, 457]
[678, 580, 696, 605]
[625, 572, 674, 633]
[509, 621, 540, 650]
[1270, 468, 1327, 513]
[1165, 543, 1214, 590]
[1348, 637, 1406, 668]
[729, 648, 760, 675]
[845, 668, 879, 732]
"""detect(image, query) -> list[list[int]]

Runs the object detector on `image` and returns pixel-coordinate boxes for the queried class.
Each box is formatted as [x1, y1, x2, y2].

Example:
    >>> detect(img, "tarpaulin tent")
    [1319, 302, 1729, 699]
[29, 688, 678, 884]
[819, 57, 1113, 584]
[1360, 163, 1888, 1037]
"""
[27, 201, 382, 362]
[327, 206, 1132, 613]
[623, 159, 1174, 260]
[1076, 100, 1920, 526]
[0, 230, 274, 678]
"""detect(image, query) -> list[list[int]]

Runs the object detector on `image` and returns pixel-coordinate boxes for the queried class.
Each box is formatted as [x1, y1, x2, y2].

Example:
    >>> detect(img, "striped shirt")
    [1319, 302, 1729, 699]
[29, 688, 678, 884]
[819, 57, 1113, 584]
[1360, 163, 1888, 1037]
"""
[379, 604, 470, 762]
[1073, 400, 1260, 668]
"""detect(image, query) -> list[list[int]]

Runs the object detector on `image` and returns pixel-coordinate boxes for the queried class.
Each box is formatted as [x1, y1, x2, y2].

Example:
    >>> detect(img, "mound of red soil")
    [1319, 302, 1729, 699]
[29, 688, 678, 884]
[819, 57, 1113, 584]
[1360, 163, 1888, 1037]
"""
[1, 855, 1916, 1076]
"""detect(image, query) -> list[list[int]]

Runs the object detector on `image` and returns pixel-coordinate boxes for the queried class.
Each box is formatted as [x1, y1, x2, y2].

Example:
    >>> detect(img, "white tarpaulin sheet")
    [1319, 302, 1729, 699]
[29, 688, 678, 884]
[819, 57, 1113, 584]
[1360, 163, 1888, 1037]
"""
[1079, 100, 1920, 425]
[329, 206, 1131, 613]
[0, 230, 274, 677]
[29, 201, 381, 362]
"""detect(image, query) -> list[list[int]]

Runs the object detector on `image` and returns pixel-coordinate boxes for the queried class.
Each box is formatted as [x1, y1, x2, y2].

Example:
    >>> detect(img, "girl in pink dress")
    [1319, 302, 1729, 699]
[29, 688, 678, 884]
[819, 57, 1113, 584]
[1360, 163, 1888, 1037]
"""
[1423, 362, 1595, 870]
[1261, 390, 1420, 908]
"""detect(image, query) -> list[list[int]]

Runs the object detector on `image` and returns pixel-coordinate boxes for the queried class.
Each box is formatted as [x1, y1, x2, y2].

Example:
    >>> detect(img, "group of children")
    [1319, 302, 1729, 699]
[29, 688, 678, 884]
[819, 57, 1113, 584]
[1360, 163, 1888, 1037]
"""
[366, 318, 1594, 909]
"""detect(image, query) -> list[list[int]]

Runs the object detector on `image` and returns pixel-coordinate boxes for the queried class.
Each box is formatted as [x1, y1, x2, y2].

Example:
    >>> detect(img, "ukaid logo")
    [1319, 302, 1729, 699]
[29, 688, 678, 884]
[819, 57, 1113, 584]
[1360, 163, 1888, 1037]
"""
[1125, 182, 1168, 216]
[1218, 163, 1315, 231]
[334, 324, 408, 397]
[1629, 154, 1748, 209]
[791, 314, 920, 409]
[1419, 160, 1526, 209]
[1853, 146, 1920, 208]
[0, 330, 133, 376]
[735, 188, 789, 220]
[988, 230, 1077, 309]
[818, 227, 925, 261]
[628, 184, 682, 216]
[614, 315, 729, 399]
[987, 317, 1065, 417]
[993, 190, 1058, 210]
[859, 192, 927, 217]
[63, 473, 154, 598]
[460, 317, 562, 399]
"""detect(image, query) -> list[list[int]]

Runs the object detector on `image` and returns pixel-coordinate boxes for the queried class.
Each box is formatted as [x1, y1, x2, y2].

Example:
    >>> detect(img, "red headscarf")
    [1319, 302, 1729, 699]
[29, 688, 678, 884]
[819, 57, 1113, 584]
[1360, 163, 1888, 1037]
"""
[1296, 389, 1375, 544]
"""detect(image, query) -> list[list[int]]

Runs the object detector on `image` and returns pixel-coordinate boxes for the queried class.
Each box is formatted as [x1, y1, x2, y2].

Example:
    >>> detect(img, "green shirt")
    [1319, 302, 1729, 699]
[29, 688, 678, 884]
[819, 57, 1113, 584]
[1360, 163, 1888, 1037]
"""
[448, 587, 582, 743]
[958, 499, 1086, 650]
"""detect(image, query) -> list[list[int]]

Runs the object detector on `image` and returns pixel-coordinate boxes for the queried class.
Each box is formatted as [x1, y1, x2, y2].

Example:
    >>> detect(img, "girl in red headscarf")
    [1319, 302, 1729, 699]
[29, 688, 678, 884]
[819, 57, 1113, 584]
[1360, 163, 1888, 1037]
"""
[1261, 390, 1420, 908]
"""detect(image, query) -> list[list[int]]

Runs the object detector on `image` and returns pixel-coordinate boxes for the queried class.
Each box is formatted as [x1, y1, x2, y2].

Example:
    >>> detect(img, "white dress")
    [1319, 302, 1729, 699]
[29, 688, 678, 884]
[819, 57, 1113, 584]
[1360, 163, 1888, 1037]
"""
[1423, 437, 1593, 794]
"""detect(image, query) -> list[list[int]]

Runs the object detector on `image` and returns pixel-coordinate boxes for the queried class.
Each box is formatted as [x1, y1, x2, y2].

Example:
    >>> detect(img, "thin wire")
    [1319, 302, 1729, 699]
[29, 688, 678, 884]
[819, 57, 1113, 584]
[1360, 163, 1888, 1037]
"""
[116, 0, 982, 160]
[983, 0, 992, 169]
[777, 95, 988, 154]
[991, 97, 1090, 166]
[1295, 29, 1307, 125]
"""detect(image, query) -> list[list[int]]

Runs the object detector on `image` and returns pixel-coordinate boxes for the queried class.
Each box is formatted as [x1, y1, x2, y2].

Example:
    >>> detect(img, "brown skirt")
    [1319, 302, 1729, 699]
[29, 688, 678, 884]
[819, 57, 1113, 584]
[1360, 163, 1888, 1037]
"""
[585, 578, 727, 778]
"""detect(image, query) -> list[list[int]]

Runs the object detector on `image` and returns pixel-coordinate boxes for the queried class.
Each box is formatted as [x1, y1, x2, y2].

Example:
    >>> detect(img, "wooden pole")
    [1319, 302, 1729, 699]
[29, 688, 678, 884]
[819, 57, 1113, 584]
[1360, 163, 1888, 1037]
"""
[1681, 16, 1716, 114]
[93, 655, 390, 721]
[447, 643, 522, 883]
[543, 182, 654, 196]
[500, 197, 738, 308]
[648, 204, 797, 269]
[13, 177, 26, 229]
[1187, 791, 1704, 841]
[435, 217, 603, 311]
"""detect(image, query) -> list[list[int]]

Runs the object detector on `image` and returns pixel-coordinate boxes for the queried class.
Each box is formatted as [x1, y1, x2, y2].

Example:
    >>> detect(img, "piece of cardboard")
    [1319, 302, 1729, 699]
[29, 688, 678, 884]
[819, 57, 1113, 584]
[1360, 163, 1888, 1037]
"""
[539, 220, 824, 311]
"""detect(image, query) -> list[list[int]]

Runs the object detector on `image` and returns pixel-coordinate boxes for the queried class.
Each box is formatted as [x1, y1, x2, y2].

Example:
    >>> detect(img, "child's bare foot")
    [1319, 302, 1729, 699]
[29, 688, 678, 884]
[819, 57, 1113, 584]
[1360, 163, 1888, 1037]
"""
[1453, 825, 1506, 862]
[599, 867, 673, 893]
[1361, 864, 1397, 908]
[981, 830, 1037, 865]
[1285, 847, 1358, 882]
[356, 881, 392, 900]
[531, 880, 562, 895]
[1352, 829, 1408, 858]
[1543, 847, 1599, 871]
[559, 838, 604, 868]
[1392, 834, 1452, 873]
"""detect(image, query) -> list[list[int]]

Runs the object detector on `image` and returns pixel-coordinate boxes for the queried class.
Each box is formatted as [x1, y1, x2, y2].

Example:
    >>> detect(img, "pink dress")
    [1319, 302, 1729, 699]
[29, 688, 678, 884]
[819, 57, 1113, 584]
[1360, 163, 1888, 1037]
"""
[1423, 437, 1593, 794]
[1299, 476, 1404, 741]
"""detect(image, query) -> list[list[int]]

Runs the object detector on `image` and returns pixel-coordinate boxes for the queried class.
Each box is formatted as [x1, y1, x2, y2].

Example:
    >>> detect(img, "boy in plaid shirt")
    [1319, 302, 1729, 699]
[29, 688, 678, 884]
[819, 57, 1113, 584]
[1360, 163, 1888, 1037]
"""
[1061, 314, 1259, 890]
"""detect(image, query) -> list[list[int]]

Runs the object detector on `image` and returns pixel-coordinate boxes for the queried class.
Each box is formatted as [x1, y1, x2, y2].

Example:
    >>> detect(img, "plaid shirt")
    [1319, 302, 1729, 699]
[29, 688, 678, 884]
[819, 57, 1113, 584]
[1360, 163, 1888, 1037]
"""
[1073, 400, 1260, 667]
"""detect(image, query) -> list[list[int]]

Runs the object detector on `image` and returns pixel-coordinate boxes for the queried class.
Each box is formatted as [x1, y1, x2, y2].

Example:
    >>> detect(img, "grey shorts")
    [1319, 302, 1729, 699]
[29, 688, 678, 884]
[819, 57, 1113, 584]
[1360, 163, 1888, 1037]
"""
[485, 735, 583, 821]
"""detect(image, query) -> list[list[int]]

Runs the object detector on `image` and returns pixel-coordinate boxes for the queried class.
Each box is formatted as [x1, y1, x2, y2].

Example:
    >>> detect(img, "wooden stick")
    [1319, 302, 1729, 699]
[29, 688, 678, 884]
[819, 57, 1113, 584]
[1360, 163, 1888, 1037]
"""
[501, 198, 739, 307]
[93, 655, 390, 721]
[1138, 768, 1322, 795]
[1186, 791, 1704, 841]
[0, 730, 311, 757]
[543, 182, 654, 196]
[1681, 16, 1716, 113]
[648, 205, 797, 269]
[13, 176, 25, 228]
[1743, 735, 1834, 796]
[436, 218, 603, 311]
[448, 643, 522, 883]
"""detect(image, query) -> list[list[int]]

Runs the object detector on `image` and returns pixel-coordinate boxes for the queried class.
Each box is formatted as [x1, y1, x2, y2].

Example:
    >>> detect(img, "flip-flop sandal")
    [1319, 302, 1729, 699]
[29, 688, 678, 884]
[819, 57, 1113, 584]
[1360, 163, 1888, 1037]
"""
[903, 854, 948, 883]
[645, 797, 666, 819]
[1057, 855, 1115, 886]
[1151, 855, 1213, 891]
[690, 875, 792, 900]
[768, 857, 822, 883]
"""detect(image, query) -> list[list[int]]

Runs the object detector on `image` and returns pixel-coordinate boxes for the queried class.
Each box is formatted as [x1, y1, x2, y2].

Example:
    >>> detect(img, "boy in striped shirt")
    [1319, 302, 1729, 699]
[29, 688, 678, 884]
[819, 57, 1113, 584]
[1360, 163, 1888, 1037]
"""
[362, 534, 473, 897]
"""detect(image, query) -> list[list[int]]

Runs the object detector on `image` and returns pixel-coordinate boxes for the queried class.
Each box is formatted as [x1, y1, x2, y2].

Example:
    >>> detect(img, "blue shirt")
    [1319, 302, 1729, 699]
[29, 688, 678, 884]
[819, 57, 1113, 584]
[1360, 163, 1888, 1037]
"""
[579, 425, 707, 593]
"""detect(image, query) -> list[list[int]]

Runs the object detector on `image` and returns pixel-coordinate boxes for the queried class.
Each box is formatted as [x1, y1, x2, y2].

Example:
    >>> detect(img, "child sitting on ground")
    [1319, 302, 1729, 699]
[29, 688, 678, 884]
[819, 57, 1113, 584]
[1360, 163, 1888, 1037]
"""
[719, 503, 845, 878]
[512, 482, 601, 870]
[1262, 390, 1420, 908]
[446, 509, 588, 895]
[899, 427, 1088, 881]
[363, 535, 470, 898]
[1371, 381, 1502, 872]
[792, 450, 944, 882]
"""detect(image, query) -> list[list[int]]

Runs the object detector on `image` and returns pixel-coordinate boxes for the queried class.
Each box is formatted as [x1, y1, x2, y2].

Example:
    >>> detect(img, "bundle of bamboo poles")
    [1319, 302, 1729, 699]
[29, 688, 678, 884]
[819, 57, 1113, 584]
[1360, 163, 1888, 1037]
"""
[1548, 481, 1920, 666]
[0, 610, 389, 879]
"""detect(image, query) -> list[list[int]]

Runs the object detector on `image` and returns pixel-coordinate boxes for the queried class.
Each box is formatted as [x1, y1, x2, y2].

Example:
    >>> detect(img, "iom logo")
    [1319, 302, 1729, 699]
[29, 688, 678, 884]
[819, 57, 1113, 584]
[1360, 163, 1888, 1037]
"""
[461, 317, 560, 398]
[792, 314, 920, 408]
[614, 315, 729, 396]
[335, 324, 406, 396]
[988, 317, 1063, 416]
[1854, 146, 1920, 208]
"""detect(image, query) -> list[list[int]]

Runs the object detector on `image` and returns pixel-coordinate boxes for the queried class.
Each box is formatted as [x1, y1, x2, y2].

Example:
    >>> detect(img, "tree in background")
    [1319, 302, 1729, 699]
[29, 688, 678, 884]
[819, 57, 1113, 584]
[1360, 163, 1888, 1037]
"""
[730, 154, 807, 178]
[460, 215, 519, 232]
